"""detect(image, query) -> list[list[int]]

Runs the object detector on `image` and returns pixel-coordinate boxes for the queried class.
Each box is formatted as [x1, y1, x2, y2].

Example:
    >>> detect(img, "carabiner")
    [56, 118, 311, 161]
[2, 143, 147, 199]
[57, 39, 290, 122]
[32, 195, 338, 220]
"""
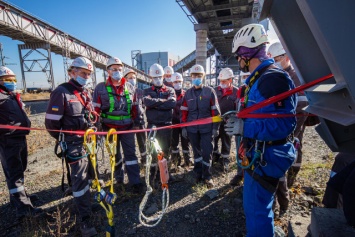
[105, 128, 117, 157]
[84, 128, 96, 155]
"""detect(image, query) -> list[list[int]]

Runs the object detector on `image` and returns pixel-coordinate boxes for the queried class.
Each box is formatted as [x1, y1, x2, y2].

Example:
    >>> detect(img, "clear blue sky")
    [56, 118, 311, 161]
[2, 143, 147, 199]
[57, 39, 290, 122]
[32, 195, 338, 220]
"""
[0, 0, 197, 87]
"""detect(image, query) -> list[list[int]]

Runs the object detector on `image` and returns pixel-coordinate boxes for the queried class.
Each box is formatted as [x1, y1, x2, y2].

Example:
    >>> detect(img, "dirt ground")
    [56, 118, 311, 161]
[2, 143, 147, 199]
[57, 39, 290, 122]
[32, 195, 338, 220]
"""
[0, 112, 334, 237]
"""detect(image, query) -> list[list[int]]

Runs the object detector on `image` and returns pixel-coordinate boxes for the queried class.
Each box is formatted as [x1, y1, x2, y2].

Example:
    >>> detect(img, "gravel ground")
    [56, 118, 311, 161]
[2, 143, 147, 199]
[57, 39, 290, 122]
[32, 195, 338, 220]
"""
[0, 112, 335, 237]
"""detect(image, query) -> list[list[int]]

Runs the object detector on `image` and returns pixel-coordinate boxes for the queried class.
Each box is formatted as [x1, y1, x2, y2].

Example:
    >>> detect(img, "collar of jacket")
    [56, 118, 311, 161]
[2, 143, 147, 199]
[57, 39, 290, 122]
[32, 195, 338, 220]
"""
[106, 77, 126, 87]
[69, 79, 84, 92]
[151, 84, 167, 91]
[217, 86, 233, 96]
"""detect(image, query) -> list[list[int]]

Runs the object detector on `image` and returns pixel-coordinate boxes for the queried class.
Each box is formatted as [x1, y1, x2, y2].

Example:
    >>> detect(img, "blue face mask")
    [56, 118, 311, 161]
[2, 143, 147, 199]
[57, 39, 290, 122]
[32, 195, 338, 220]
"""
[192, 78, 202, 86]
[128, 79, 136, 86]
[4, 82, 17, 91]
[76, 76, 88, 86]
[112, 71, 123, 81]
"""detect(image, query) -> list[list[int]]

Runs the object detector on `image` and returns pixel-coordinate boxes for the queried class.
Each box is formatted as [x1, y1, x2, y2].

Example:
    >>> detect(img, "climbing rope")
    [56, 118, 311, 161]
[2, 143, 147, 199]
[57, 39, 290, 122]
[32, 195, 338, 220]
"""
[139, 126, 170, 227]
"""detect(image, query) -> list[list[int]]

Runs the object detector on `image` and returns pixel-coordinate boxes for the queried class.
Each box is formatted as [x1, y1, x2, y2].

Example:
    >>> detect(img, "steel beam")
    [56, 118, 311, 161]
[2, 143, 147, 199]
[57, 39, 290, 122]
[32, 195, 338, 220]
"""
[191, 1, 250, 14]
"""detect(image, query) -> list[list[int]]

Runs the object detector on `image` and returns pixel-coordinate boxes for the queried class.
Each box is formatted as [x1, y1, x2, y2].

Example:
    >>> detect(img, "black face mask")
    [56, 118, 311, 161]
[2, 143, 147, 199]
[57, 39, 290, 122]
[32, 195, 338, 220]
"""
[239, 58, 250, 73]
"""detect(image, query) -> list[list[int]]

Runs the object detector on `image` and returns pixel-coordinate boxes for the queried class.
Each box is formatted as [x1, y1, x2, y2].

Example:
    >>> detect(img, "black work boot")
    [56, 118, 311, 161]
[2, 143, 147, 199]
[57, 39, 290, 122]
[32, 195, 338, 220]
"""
[222, 158, 231, 172]
[16, 206, 43, 219]
[80, 217, 97, 237]
[212, 152, 220, 164]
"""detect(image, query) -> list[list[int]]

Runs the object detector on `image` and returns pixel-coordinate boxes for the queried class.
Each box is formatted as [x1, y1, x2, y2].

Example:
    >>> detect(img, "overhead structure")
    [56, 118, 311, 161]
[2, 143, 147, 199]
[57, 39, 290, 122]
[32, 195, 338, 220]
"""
[0, 0, 150, 90]
[260, 0, 355, 152]
[176, 0, 258, 72]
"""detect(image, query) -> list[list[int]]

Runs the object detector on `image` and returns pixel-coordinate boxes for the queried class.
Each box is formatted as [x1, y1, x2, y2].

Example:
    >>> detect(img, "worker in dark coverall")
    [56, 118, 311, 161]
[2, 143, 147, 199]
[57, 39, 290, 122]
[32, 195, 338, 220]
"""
[181, 64, 221, 188]
[225, 24, 297, 237]
[143, 63, 176, 181]
[323, 152, 355, 208]
[0, 66, 42, 219]
[123, 68, 147, 165]
[93, 57, 143, 193]
[268, 42, 309, 214]
[45, 57, 97, 237]
[213, 67, 238, 172]
[170, 72, 191, 167]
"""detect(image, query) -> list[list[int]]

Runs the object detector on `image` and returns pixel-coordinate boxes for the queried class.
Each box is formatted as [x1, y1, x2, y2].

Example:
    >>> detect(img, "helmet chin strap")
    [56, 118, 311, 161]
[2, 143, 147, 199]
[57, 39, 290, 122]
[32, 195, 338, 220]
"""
[239, 45, 263, 73]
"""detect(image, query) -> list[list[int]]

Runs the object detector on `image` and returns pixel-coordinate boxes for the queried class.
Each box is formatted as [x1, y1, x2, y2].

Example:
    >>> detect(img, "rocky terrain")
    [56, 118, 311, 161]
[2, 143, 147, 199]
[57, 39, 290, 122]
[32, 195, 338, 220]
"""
[0, 110, 334, 237]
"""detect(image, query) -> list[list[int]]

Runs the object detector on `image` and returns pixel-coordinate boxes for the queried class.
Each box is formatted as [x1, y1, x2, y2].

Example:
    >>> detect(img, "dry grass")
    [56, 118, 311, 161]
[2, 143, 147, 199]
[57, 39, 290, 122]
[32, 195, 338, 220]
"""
[21, 92, 50, 101]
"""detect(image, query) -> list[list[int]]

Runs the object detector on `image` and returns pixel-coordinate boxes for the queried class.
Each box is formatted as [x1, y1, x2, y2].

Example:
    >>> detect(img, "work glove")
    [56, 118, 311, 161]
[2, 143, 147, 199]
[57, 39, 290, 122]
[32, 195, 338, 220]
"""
[212, 128, 219, 138]
[225, 116, 244, 136]
[182, 128, 188, 139]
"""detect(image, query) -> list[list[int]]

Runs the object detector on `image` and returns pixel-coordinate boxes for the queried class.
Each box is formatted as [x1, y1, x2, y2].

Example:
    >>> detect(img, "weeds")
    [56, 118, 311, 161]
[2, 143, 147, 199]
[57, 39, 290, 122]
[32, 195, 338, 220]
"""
[192, 183, 209, 197]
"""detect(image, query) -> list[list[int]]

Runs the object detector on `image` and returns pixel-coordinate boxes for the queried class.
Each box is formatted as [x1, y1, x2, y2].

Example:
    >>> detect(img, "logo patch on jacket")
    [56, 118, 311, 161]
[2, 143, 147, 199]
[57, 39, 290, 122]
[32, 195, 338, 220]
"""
[52, 106, 59, 111]
[274, 100, 285, 108]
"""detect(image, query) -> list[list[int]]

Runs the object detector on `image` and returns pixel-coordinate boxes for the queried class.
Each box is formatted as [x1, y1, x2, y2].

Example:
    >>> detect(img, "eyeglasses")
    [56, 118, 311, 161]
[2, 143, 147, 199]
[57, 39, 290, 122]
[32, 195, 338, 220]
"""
[274, 54, 286, 62]
[108, 66, 123, 72]
[1, 78, 17, 83]
[191, 74, 203, 78]
[127, 77, 136, 80]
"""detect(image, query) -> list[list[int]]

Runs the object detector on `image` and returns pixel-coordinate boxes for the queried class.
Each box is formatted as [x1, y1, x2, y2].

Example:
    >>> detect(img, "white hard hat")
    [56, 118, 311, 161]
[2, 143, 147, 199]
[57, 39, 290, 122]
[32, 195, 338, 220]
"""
[164, 66, 174, 75]
[232, 23, 269, 53]
[218, 68, 234, 80]
[106, 57, 123, 69]
[240, 71, 251, 76]
[267, 42, 286, 58]
[149, 63, 164, 77]
[0, 66, 15, 77]
[71, 57, 94, 72]
[123, 68, 137, 78]
[171, 72, 183, 83]
[190, 64, 205, 76]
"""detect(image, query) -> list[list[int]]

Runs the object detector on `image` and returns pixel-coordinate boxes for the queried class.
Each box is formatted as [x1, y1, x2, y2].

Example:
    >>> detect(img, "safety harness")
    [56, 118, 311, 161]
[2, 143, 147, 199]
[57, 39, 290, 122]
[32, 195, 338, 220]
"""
[84, 128, 117, 237]
[139, 126, 170, 227]
[100, 84, 131, 121]
[54, 131, 71, 195]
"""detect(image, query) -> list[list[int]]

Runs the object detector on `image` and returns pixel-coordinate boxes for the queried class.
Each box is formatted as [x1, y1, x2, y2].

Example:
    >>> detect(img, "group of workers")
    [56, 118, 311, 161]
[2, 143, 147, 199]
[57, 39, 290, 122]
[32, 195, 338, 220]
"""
[1, 22, 348, 237]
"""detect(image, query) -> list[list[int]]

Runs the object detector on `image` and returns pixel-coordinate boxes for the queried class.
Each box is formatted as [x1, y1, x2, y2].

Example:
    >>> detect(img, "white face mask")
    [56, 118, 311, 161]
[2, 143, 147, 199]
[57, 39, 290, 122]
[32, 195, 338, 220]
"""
[274, 57, 285, 69]
[219, 83, 229, 89]
[153, 77, 163, 86]
[165, 77, 172, 82]
[173, 82, 182, 90]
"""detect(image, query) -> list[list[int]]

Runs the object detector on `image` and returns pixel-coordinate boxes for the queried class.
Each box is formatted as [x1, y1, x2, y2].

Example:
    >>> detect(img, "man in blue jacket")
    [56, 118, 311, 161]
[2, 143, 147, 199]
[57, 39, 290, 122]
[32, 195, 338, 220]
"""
[225, 24, 297, 237]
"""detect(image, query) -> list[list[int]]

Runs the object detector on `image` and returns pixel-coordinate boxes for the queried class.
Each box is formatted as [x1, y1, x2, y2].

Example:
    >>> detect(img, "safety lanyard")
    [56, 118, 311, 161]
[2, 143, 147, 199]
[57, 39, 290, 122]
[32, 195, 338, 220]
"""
[105, 84, 131, 115]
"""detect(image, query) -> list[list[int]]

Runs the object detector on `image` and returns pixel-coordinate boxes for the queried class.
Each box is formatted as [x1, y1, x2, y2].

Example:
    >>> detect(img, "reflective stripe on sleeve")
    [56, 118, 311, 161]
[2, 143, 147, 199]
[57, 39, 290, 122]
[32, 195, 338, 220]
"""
[45, 113, 63, 120]
[180, 106, 188, 111]
[9, 186, 24, 194]
[72, 184, 90, 198]
[211, 105, 217, 110]
[279, 176, 286, 181]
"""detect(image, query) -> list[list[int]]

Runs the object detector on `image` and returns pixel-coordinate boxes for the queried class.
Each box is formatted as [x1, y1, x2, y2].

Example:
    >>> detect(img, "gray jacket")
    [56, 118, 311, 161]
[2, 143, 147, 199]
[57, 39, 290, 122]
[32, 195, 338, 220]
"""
[45, 79, 93, 142]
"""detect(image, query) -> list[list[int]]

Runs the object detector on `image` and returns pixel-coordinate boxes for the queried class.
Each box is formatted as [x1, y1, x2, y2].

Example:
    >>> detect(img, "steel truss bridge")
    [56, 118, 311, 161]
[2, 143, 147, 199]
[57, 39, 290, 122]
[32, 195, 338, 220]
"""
[0, 0, 151, 91]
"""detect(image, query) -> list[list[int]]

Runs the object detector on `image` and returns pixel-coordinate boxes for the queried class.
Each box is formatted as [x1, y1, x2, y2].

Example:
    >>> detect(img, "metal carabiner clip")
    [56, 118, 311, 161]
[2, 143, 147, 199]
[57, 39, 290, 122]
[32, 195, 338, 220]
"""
[105, 128, 117, 158]
[84, 128, 96, 155]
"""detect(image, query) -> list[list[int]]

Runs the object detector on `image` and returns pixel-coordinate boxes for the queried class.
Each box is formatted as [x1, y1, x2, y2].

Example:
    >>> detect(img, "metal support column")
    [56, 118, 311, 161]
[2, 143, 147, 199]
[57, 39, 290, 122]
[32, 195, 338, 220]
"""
[194, 23, 208, 71]
[18, 43, 55, 92]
